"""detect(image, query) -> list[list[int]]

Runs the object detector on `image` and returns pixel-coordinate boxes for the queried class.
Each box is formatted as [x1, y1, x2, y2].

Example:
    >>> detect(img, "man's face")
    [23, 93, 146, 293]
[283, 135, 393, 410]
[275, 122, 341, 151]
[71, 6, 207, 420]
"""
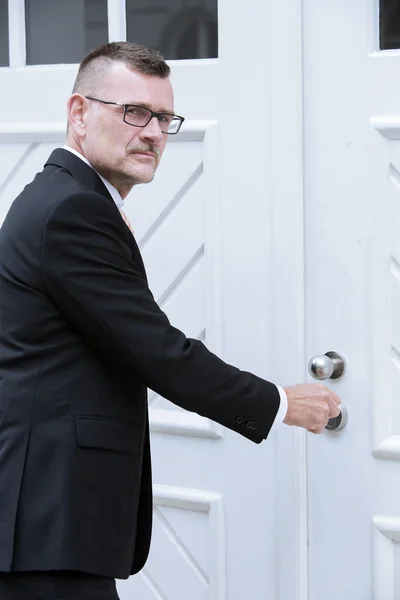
[79, 63, 174, 194]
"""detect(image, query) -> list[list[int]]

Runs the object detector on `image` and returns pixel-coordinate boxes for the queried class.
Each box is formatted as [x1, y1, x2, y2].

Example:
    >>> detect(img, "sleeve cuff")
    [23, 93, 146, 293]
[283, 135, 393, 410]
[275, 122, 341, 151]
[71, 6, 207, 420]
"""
[269, 385, 288, 432]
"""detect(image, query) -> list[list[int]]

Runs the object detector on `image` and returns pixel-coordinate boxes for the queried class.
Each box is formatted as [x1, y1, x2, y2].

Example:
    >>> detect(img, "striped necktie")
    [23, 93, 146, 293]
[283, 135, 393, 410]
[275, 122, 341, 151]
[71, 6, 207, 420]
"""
[120, 208, 134, 236]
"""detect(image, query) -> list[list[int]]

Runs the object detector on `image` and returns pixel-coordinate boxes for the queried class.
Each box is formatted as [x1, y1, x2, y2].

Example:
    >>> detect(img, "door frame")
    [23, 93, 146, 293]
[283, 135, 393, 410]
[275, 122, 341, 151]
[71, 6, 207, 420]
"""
[217, 0, 307, 597]
[232, 1, 308, 598]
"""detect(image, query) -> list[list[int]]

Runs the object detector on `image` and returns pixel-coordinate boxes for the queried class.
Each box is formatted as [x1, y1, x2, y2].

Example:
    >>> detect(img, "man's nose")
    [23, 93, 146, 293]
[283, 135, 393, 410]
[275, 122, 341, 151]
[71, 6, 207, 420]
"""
[140, 116, 164, 142]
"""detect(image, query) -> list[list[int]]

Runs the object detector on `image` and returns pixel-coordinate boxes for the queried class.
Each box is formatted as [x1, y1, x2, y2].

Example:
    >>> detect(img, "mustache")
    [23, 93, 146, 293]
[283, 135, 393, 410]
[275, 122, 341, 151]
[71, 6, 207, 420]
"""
[129, 144, 160, 160]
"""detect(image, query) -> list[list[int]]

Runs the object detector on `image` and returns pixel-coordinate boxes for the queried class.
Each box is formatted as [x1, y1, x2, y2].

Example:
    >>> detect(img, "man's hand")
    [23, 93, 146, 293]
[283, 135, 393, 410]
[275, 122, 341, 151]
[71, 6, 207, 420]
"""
[283, 383, 342, 434]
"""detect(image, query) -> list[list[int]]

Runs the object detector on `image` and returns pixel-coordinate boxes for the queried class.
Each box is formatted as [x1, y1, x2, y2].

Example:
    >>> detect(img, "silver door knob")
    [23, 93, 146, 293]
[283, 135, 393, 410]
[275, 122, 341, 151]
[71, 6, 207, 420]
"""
[308, 351, 345, 380]
[325, 404, 348, 432]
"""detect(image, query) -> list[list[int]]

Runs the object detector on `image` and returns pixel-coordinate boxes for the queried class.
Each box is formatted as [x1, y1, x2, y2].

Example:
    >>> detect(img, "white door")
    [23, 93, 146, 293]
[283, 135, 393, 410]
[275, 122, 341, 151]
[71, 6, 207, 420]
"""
[272, 1, 400, 598]
[0, 2, 284, 599]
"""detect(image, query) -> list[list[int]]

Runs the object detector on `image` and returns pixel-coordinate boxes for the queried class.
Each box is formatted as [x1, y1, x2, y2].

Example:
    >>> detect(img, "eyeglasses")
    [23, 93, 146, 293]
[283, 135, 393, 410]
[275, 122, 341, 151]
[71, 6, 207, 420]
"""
[85, 96, 185, 135]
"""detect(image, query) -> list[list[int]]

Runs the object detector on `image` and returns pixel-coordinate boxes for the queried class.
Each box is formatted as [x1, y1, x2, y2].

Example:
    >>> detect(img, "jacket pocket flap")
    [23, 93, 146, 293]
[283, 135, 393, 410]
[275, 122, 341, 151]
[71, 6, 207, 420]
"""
[75, 417, 140, 455]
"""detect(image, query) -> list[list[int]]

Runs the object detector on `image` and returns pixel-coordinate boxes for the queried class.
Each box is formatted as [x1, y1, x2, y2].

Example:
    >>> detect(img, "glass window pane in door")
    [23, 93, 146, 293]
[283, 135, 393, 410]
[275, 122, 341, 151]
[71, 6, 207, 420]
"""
[126, 0, 218, 60]
[380, 0, 400, 49]
[0, 0, 9, 67]
[25, 0, 108, 65]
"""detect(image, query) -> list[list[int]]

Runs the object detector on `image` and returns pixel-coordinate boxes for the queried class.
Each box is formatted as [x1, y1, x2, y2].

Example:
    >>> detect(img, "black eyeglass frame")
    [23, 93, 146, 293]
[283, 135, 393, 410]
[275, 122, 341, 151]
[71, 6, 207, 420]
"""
[85, 96, 185, 135]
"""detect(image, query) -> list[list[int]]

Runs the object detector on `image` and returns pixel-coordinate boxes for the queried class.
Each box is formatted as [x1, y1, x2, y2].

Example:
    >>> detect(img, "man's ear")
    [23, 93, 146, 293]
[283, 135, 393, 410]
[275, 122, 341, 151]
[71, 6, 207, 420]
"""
[67, 94, 88, 137]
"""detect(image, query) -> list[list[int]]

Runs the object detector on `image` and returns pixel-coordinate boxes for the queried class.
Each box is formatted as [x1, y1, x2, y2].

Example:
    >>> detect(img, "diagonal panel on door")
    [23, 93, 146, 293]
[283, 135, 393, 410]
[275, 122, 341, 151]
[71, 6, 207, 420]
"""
[127, 123, 223, 439]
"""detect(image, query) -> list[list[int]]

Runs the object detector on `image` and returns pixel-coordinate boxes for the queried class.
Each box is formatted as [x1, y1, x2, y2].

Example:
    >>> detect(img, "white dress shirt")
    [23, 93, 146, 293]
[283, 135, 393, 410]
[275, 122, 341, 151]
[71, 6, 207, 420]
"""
[61, 145, 288, 431]
[62, 145, 124, 209]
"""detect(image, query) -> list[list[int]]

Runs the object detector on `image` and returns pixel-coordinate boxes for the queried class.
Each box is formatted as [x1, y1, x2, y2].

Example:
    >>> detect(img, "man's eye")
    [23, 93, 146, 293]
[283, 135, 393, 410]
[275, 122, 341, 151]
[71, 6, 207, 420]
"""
[158, 114, 173, 124]
[127, 107, 147, 117]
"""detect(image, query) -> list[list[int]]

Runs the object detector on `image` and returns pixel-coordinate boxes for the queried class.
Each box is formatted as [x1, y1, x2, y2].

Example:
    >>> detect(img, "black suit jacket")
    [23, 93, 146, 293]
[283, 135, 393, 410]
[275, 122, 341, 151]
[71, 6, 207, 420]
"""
[0, 149, 280, 579]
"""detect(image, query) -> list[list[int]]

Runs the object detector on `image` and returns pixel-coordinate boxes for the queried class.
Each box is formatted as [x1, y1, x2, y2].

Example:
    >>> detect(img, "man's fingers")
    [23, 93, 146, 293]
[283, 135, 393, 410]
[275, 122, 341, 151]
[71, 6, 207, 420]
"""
[327, 395, 341, 419]
[329, 388, 342, 406]
[283, 383, 343, 432]
[322, 388, 341, 418]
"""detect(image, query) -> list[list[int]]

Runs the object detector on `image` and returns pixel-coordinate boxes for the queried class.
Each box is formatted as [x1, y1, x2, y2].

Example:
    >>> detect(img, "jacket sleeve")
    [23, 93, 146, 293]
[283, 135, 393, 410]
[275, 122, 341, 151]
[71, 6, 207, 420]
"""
[42, 191, 280, 442]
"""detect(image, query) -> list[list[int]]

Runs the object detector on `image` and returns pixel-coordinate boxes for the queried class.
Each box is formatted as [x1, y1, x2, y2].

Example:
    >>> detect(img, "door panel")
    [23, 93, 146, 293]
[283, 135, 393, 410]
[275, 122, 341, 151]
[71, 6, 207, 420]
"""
[303, 0, 400, 598]
[0, 1, 281, 599]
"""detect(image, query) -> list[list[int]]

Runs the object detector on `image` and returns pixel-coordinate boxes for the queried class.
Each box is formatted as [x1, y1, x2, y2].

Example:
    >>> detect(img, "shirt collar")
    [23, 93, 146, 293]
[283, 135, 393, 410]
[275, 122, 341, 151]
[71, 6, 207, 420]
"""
[62, 145, 124, 209]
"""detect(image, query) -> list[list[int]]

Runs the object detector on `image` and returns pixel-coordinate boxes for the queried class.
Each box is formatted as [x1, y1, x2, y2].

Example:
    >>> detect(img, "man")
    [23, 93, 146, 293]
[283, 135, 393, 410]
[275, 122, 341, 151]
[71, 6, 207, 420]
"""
[0, 42, 340, 599]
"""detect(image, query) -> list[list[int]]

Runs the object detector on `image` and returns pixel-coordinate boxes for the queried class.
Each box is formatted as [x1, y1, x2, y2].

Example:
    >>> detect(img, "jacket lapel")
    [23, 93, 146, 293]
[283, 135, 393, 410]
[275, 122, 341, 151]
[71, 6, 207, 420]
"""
[45, 148, 115, 206]
[45, 148, 148, 280]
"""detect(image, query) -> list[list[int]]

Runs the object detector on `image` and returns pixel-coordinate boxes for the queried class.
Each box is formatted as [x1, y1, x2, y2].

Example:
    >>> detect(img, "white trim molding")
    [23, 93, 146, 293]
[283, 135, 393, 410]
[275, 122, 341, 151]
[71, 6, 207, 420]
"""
[170, 120, 217, 142]
[202, 122, 223, 358]
[266, 0, 308, 598]
[374, 515, 400, 542]
[149, 408, 223, 439]
[373, 515, 400, 600]
[154, 484, 223, 512]
[371, 116, 400, 140]
[107, 0, 127, 43]
[0, 119, 216, 144]
[373, 435, 400, 460]
[8, 0, 26, 69]
[0, 122, 66, 143]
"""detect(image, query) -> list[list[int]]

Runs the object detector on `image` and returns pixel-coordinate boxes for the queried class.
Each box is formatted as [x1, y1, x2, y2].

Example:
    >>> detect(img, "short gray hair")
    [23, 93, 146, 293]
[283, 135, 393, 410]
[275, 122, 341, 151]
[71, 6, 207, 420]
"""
[72, 41, 170, 96]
